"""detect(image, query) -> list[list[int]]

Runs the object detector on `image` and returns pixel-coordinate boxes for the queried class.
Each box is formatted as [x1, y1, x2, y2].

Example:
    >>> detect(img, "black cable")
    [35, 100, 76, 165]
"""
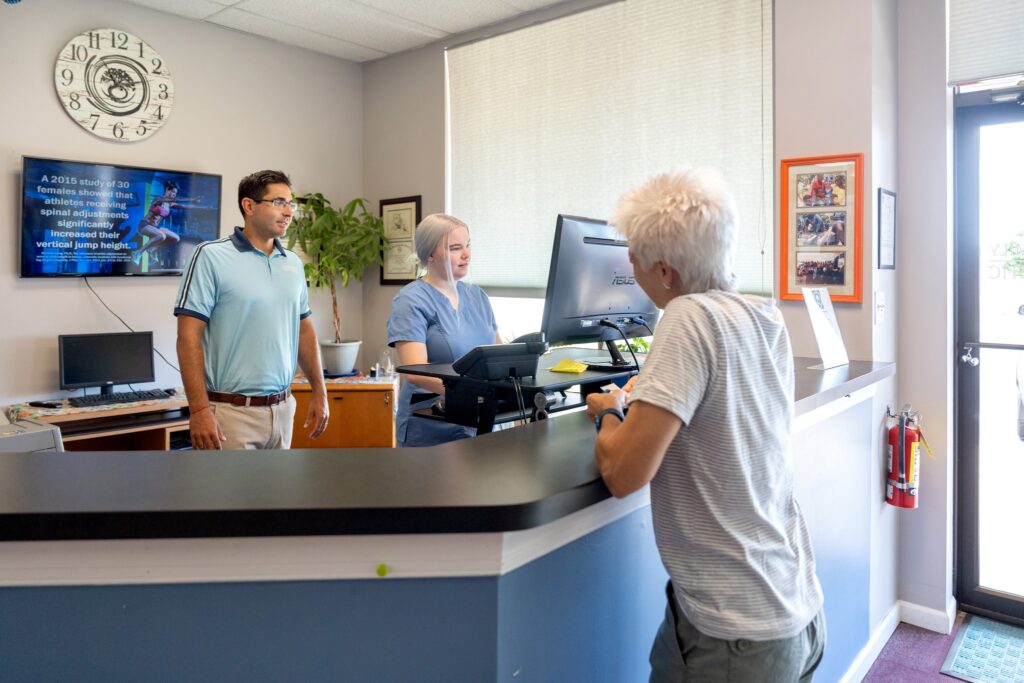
[83, 276, 180, 373]
[599, 319, 640, 369]
[511, 376, 527, 425]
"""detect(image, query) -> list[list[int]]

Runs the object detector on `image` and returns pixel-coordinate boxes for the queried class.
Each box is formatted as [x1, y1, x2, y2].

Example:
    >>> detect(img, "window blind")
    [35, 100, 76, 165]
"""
[949, 0, 1024, 85]
[447, 0, 773, 294]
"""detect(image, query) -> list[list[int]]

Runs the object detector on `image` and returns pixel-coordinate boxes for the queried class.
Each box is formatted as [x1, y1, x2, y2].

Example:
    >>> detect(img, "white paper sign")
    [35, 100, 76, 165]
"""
[802, 287, 849, 369]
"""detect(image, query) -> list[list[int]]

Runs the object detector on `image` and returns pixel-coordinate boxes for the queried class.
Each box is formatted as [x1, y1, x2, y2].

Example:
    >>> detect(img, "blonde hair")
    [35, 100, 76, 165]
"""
[414, 213, 468, 271]
[611, 169, 737, 294]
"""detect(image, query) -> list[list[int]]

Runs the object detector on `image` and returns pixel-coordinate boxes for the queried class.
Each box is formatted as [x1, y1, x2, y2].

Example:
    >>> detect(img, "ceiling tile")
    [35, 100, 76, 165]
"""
[118, 0, 232, 20]
[236, 0, 447, 54]
[353, 0, 520, 35]
[209, 7, 388, 62]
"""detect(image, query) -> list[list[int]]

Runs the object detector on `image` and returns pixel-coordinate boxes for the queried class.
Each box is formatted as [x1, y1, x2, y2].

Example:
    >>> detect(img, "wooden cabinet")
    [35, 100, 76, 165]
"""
[290, 381, 395, 448]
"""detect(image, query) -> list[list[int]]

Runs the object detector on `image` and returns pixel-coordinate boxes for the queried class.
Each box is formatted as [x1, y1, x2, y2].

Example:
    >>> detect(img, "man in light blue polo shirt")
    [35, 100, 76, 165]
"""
[174, 170, 329, 450]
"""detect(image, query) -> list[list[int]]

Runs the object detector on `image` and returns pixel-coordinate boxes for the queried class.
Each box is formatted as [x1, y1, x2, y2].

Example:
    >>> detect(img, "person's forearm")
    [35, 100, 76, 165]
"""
[177, 334, 209, 409]
[407, 374, 446, 395]
[297, 324, 327, 399]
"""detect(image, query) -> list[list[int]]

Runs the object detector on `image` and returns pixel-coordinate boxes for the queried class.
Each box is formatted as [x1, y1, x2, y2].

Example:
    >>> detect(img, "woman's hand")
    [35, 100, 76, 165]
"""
[586, 389, 627, 420]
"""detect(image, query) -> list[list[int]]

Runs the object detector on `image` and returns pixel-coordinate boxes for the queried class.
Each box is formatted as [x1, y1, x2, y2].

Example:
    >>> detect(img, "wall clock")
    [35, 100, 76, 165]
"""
[54, 28, 174, 142]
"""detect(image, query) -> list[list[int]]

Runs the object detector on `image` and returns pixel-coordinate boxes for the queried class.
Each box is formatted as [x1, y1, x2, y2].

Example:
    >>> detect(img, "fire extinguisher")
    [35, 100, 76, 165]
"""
[885, 405, 934, 508]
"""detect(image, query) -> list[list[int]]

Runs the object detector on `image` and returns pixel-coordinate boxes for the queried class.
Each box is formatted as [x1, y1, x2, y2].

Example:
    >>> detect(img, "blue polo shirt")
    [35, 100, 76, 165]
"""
[173, 227, 311, 395]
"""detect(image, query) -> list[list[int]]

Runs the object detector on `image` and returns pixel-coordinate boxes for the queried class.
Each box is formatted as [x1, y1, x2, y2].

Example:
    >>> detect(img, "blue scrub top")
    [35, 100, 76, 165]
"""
[387, 279, 498, 447]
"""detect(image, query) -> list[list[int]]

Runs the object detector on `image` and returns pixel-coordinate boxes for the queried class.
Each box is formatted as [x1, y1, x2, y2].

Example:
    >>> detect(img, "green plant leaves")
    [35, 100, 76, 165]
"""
[286, 193, 389, 342]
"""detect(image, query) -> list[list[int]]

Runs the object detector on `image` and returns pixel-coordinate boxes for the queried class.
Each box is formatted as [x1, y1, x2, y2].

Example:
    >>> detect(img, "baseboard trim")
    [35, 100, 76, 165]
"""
[839, 602, 901, 683]
[899, 597, 957, 634]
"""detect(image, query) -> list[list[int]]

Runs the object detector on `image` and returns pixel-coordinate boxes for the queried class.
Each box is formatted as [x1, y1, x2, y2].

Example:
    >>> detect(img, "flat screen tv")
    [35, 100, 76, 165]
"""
[20, 156, 222, 277]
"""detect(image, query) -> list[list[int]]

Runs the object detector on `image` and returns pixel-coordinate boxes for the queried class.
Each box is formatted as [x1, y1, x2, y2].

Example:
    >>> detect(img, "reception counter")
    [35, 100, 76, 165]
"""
[0, 358, 893, 682]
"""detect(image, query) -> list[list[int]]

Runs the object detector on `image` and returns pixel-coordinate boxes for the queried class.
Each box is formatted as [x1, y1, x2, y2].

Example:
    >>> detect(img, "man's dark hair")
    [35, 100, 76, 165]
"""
[237, 170, 291, 217]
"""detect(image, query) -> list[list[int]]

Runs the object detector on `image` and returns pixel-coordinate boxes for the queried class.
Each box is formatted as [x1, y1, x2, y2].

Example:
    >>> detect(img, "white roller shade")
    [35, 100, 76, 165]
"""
[949, 0, 1024, 85]
[447, 0, 773, 294]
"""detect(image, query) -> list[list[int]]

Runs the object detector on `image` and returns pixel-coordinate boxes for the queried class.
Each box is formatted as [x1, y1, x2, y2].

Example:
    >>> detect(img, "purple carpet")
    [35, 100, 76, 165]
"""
[862, 613, 965, 682]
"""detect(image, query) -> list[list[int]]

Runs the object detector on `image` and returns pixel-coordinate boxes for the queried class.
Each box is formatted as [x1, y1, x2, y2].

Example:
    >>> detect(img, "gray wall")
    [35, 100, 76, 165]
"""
[361, 44, 446, 368]
[0, 0, 364, 404]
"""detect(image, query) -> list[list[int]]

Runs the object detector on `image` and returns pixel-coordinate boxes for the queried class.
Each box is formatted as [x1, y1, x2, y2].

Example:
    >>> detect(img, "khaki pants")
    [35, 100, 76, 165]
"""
[212, 396, 296, 450]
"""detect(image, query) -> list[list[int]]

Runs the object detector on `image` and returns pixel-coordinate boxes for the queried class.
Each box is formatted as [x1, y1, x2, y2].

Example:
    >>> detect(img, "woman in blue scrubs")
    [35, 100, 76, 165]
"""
[386, 213, 500, 447]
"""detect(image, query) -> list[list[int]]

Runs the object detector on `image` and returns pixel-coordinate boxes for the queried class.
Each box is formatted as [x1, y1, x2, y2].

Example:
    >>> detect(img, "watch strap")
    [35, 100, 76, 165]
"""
[595, 407, 625, 432]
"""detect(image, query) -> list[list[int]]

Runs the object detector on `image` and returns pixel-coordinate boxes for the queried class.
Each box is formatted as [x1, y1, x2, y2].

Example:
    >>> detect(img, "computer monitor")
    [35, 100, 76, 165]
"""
[59, 331, 155, 395]
[540, 215, 660, 368]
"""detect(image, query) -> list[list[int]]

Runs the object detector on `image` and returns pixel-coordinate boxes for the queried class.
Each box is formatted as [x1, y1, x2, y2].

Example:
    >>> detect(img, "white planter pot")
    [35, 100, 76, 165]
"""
[320, 340, 361, 374]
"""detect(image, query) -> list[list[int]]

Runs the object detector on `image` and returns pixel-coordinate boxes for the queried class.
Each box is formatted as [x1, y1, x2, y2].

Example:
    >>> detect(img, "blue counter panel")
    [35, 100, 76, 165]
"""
[0, 508, 665, 682]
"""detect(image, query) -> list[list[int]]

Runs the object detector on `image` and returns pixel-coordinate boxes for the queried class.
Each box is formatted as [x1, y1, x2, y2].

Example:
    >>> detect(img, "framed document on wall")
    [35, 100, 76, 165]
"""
[380, 195, 421, 285]
[778, 153, 864, 303]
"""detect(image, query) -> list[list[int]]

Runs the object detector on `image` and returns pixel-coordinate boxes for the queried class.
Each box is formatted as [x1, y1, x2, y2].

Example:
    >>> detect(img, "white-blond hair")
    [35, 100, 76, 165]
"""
[414, 213, 468, 271]
[611, 169, 737, 294]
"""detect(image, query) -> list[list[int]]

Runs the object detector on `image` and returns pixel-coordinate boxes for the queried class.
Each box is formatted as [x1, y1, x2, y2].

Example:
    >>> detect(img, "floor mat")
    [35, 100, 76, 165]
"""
[941, 614, 1024, 683]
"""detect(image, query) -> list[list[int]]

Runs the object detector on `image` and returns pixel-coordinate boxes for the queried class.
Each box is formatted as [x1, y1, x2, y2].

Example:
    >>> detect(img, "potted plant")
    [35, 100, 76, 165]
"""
[286, 193, 387, 374]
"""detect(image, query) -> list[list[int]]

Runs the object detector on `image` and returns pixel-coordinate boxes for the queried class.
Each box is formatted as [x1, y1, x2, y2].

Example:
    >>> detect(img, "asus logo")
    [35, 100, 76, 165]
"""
[611, 275, 635, 286]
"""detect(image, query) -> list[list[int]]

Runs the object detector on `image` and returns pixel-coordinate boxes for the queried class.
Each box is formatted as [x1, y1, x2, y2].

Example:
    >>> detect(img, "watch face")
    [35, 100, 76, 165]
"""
[54, 28, 174, 142]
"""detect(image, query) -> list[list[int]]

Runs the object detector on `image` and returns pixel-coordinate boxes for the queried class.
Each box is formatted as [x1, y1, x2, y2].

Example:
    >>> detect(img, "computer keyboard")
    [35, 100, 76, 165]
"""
[68, 389, 170, 408]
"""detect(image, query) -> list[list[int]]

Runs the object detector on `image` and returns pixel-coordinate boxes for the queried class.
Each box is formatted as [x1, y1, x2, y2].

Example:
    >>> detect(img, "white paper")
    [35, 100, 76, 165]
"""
[802, 287, 849, 369]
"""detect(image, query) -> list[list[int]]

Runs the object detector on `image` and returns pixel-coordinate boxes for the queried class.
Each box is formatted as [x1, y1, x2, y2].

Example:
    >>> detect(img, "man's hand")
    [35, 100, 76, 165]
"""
[621, 374, 638, 393]
[190, 407, 226, 450]
[586, 389, 628, 421]
[304, 394, 330, 439]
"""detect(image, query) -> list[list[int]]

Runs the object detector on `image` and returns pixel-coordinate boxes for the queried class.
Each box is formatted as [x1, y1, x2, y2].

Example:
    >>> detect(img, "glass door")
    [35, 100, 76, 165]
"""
[955, 100, 1024, 624]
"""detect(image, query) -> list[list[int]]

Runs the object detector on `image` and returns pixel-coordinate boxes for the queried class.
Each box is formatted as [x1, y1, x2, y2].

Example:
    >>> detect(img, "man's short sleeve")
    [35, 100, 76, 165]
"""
[386, 287, 430, 347]
[299, 269, 311, 320]
[173, 248, 217, 323]
[629, 297, 715, 425]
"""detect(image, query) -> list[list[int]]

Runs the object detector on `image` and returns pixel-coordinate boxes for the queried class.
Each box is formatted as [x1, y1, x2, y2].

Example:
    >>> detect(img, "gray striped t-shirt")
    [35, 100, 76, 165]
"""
[629, 291, 823, 641]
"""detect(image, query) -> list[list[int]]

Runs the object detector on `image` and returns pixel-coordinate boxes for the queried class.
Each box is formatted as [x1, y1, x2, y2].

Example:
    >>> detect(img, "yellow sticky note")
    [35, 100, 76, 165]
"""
[549, 359, 588, 374]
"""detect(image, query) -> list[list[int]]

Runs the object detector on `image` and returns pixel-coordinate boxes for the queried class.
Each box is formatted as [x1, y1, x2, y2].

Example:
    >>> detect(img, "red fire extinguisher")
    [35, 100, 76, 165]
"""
[885, 405, 933, 508]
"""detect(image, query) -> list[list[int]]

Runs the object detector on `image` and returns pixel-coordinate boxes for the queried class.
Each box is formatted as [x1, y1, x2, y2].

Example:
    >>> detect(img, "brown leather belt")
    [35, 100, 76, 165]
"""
[207, 389, 290, 407]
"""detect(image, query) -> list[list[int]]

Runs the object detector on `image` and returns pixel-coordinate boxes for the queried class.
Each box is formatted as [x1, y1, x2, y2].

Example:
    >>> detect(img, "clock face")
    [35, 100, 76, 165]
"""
[54, 28, 174, 142]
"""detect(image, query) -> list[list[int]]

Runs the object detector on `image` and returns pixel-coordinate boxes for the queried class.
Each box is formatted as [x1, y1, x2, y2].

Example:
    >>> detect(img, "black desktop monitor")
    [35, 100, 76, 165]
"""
[540, 215, 660, 368]
[59, 331, 155, 395]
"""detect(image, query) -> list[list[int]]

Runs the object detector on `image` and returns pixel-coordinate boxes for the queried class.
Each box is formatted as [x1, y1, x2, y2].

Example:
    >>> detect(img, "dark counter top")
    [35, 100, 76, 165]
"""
[0, 358, 893, 541]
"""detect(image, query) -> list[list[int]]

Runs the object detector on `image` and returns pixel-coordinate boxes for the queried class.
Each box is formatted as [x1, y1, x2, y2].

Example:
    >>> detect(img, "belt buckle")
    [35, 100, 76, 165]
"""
[244, 396, 252, 407]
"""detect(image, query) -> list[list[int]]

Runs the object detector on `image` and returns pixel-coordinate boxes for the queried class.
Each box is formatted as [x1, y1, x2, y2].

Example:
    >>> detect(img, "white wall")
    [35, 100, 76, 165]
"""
[896, 0, 956, 622]
[0, 0, 364, 404]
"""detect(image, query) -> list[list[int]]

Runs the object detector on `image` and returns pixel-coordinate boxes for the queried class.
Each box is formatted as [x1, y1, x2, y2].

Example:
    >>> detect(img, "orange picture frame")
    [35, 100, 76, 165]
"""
[779, 153, 863, 303]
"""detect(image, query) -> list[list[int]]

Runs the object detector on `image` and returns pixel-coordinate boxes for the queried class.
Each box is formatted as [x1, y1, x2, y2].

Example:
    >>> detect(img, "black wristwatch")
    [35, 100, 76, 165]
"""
[595, 407, 625, 432]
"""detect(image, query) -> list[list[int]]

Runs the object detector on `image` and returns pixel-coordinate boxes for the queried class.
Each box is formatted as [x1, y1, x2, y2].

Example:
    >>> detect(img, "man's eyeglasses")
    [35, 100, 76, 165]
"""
[250, 197, 298, 211]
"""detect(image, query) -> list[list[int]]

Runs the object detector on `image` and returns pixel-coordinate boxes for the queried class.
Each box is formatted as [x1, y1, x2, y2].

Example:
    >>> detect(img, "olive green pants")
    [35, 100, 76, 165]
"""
[649, 582, 826, 683]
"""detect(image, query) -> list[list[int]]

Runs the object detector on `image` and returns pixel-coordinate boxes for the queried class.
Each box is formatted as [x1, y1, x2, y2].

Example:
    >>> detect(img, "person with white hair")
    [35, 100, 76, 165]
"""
[386, 213, 501, 447]
[585, 170, 826, 681]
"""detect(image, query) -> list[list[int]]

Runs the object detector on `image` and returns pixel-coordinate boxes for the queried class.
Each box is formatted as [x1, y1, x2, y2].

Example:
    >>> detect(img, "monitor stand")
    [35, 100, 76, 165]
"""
[582, 341, 636, 370]
[99, 385, 116, 396]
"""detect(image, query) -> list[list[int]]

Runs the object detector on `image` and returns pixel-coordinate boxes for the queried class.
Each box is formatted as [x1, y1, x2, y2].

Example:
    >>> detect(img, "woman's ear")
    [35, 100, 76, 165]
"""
[659, 262, 674, 290]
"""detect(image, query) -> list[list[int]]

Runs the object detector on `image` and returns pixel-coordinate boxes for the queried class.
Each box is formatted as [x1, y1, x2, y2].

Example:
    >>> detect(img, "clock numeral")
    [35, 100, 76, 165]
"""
[157, 83, 169, 100]
[136, 121, 148, 137]
[68, 44, 88, 62]
[68, 93, 81, 111]
[136, 40, 144, 58]
[152, 58, 164, 75]
[88, 114, 100, 131]
[112, 122, 125, 139]
[153, 104, 164, 120]
[87, 32, 100, 49]
[60, 68, 74, 86]
[110, 32, 129, 50]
